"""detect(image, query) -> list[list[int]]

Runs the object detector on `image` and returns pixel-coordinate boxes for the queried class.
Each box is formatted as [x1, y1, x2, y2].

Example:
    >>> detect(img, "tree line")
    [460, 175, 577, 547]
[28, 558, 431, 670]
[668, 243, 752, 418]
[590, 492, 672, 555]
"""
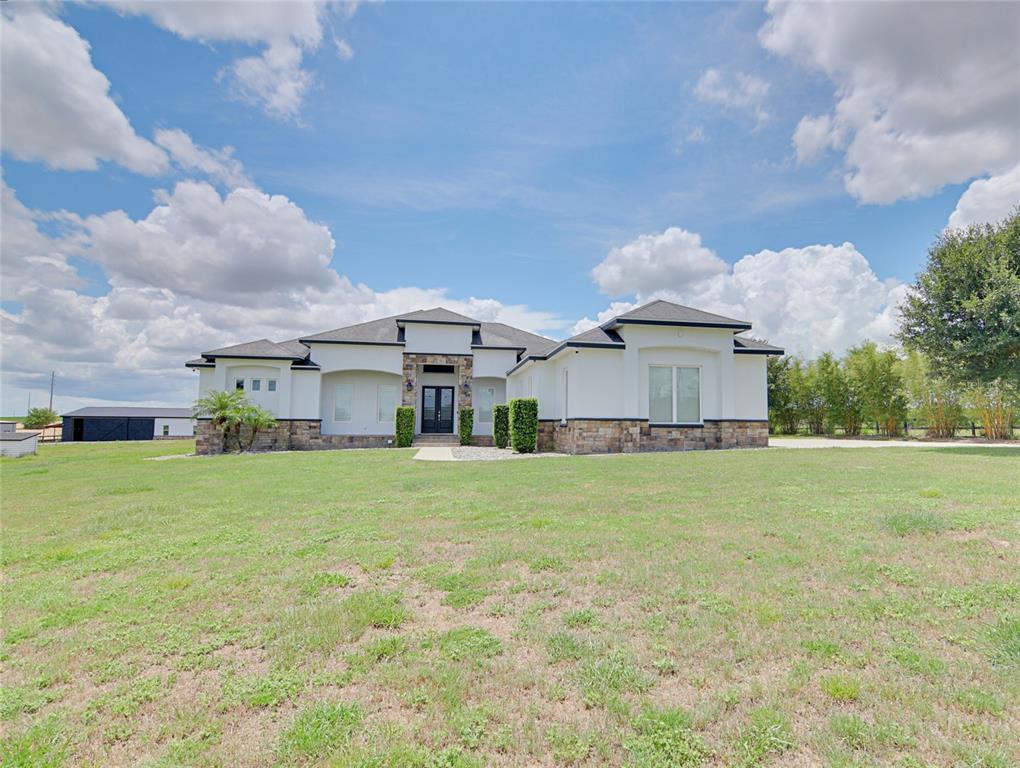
[769, 210, 1019, 440]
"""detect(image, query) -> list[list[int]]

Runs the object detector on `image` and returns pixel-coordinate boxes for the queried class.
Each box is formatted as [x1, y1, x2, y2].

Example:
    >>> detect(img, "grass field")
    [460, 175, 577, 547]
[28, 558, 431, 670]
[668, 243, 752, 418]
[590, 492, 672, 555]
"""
[2, 442, 1018, 767]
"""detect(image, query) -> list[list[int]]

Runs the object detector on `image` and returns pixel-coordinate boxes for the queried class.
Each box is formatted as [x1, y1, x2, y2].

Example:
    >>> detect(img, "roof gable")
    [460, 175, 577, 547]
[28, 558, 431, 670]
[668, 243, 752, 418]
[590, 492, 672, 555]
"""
[201, 338, 308, 360]
[608, 299, 751, 330]
[396, 307, 480, 326]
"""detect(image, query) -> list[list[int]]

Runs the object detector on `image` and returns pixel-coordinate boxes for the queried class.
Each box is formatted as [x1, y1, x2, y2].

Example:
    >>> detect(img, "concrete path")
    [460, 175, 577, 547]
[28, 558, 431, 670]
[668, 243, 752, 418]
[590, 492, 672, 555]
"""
[412, 446, 456, 461]
[769, 437, 1019, 449]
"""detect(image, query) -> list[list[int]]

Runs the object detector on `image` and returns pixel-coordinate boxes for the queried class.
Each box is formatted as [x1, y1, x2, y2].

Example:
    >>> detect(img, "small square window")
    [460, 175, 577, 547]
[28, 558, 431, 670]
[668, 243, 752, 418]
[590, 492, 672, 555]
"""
[267, 379, 277, 392]
[235, 378, 244, 391]
[162, 425, 170, 436]
[251, 379, 261, 391]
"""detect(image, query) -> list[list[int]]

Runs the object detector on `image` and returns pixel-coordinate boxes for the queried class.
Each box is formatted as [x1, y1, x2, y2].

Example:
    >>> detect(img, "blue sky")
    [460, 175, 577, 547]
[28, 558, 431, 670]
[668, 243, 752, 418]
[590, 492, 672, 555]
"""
[2, 1, 1017, 410]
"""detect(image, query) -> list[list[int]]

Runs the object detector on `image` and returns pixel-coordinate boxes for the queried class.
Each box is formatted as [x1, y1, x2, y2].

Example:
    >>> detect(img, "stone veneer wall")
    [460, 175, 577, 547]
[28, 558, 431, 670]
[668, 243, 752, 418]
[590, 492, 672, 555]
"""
[537, 419, 768, 455]
[195, 419, 393, 455]
[401, 353, 473, 410]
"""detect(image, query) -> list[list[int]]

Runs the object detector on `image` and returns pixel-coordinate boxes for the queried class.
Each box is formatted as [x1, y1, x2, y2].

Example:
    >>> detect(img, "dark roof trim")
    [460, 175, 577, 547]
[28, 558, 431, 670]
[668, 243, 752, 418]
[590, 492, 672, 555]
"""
[606, 318, 753, 331]
[733, 347, 784, 355]
[291, 365, 321, 370]
[186, 362, 215, 369]
[300, 339, 405, 347]
[395, 318, 481, 328]
[506, 340, 625, 375]
[203, 353, 305, 361]
[471, 344, 526, 351]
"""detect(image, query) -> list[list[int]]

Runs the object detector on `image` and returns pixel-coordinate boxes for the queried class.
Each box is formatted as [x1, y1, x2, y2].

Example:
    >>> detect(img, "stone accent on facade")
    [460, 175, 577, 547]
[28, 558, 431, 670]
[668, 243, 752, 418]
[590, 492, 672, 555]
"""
[195, 419, 394, 455]
[536, 419, 768, 455]
[401, 353, 473, 411]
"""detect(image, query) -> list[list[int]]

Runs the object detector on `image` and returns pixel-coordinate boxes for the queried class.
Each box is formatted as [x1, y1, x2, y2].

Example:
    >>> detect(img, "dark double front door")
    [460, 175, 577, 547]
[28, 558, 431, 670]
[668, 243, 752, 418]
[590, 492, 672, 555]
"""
[421, 386, 455, 433]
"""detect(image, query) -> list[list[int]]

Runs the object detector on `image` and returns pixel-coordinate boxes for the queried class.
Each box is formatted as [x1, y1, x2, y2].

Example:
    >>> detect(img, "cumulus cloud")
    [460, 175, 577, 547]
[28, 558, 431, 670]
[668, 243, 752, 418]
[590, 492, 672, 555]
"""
[154, 129, 253, 189]
[693, 68, 770, 128]
[1, 180, 563, 409]
[110, 1, 354, 118]
[947, 165, 1020, 230]
[591, 227, 728, 297]
[0, 7, 167, 174]
[760, 1, 1020, 204]
[583, 228, 905, 358]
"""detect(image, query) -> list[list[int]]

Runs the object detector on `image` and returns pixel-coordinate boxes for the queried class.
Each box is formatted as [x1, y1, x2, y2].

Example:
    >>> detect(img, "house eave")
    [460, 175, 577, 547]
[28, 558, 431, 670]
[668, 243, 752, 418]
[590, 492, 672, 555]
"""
[299, 339, 406, 347]
[604, 318, 753, 332]
[506, 341, 626, 375]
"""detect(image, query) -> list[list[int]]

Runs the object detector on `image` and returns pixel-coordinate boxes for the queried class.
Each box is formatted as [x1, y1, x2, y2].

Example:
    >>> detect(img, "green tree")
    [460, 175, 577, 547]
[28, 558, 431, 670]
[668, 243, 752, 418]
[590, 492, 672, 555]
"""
[193, 389, 247, 452]
[845, 342, 907, 435]
[899, 211, 1020, 383]
[22, 407, 58, 428]
[816, 354, 864, 436]
[767, 356, 799, 434]
[240, 405, 277, 451]
[898, 211, 1019, 438]
[898, 349, 963, 438]
[795, 360, 826, 435]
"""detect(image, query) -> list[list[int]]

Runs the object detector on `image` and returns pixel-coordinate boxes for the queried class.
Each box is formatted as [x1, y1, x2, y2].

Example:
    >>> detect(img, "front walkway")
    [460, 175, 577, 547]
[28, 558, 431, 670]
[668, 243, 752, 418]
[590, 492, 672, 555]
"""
[413, 446, 569, 461]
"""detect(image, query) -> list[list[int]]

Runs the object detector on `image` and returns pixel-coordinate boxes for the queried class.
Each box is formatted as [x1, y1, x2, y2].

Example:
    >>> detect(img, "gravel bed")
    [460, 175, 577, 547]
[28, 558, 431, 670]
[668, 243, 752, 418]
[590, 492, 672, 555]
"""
[451, 446, 568, 461]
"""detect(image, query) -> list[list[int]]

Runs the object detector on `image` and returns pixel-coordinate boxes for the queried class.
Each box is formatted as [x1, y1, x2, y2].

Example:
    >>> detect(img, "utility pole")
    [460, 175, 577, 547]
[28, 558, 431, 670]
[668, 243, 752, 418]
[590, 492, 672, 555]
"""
[48, 371, 55, 411]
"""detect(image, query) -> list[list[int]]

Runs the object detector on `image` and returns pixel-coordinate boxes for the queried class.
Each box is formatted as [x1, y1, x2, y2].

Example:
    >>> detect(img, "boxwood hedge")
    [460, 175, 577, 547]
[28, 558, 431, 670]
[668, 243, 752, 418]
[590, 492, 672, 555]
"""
[509, 398, 538, 453]
[493, 404, 510, 449]
[395, 406, 415, 448]
[459, 407, 474, 446]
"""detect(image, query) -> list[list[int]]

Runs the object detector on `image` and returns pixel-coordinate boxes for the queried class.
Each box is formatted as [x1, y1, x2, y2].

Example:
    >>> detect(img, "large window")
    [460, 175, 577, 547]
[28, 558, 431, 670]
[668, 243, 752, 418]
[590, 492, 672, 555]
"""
[334, 383, 353, 422]
[477, 386, 495, 423]
[377, 384, 398, 422]
[648, 366, 701, 423]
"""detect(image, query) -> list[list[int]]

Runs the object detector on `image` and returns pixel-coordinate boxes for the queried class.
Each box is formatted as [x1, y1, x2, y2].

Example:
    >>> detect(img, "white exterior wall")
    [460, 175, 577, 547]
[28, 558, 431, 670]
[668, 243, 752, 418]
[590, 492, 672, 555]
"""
[308, 344, 403, 375]
[622, 326, 734, 421]
[733, 355, 768, 420]
[506, 325, 756, 423]
[403, 324, 472, 354]
[471, 377, 506, 436]
[197, 368, 214, 397]
[290, 370, 321, 419]
[320, 370, 402, 435]
[472, 348, 518, 378]
[0, 435, 38, 457]
[154, 417, 194, 437]
[223, 364, 283, 413]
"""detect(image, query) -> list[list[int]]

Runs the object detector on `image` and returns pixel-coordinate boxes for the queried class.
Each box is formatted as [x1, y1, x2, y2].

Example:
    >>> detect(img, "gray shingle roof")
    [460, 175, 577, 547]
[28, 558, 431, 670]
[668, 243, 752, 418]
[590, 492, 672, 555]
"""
[300, 315, 404, 345]
[475, 322, 557, 357]
[396, 307, 481, 326]
[202, 338, 309, 360]
[733, 336, 784, 354]
[609, 299, 751, 329]
[565, 326, 625, 346]
[63, 407, 194, 418]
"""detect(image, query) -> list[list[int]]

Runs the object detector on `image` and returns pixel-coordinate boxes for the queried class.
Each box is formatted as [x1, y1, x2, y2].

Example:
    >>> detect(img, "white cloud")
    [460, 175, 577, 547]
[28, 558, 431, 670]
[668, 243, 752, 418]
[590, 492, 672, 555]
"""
[947, 165, 1020, 230]
[693, 68, 770, 128]
[110, 1, 351, 119]
[154, 129, 253, 189]
[0, 7, 167, 174]
[761, 1, 1020, 204]
[1, 180, 563, 410]
[585, 228, 904, 357]
[591, 227, 728, 297]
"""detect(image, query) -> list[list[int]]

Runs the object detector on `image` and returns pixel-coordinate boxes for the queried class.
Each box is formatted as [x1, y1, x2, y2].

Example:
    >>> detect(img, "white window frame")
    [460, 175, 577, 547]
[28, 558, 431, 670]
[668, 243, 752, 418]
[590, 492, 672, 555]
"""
[334, 383, 353, 422]
[267, 379, 277, 392]
[648, 365, 702, 424]
[377, 383, 398, 423]
[251, 379, 261, 392]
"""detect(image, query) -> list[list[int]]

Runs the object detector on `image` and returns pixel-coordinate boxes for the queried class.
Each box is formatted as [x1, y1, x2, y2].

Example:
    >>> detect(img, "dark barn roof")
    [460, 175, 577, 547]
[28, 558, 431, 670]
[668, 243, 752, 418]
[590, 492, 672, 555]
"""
[63, 407, 194, 419]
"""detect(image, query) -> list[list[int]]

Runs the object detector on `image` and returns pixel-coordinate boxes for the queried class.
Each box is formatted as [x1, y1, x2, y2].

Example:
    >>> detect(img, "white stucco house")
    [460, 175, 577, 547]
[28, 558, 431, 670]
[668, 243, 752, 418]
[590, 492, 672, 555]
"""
[186, 299, 783, 454]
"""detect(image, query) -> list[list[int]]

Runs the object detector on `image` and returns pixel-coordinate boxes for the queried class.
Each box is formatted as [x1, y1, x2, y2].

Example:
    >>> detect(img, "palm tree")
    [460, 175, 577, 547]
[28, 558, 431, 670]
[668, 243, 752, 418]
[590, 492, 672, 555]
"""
[193, 390, 247, 452]
[240, 405, 277, 452]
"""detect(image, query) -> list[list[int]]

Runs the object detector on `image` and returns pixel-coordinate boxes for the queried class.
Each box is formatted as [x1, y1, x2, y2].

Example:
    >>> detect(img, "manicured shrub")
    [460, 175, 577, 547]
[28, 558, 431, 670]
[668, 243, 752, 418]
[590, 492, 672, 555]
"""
[493, 404, 509, 449]
[459, 407, 474, 446]
[395, 406, 415, 447]
[509, 398, 538, 453]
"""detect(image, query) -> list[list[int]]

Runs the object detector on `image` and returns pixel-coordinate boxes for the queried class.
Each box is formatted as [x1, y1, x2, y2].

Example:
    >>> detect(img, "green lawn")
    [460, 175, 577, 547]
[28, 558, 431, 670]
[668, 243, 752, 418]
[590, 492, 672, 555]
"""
[2, 442, 1018, 767]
